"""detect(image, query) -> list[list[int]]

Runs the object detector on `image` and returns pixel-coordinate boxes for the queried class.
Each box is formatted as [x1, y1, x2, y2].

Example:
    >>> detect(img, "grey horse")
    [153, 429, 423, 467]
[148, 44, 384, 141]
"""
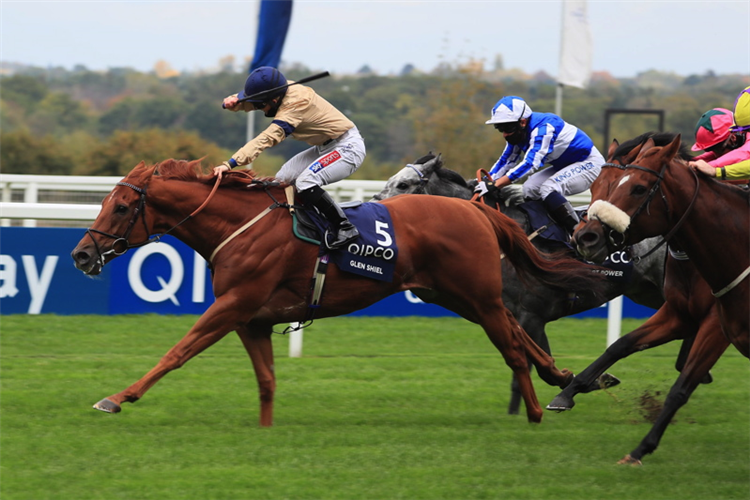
[372, 155, 666, 414]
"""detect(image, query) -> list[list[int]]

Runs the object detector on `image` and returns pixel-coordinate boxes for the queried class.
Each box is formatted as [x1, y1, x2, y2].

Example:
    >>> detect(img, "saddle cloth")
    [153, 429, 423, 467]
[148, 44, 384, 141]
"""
[517, 200, 633, 283]
[293, 201, 398, 282]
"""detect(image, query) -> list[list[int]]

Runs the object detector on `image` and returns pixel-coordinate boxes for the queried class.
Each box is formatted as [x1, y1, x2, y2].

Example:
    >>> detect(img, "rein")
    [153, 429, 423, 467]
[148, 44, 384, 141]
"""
[86, 172, 224, 268]
[470, 169, 496, 203]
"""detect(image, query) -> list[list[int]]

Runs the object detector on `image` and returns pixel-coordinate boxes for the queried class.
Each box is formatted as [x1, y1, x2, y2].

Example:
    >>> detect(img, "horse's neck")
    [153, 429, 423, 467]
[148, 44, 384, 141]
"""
[668, 175, 749, 292]
[150, 181, 287, 260]
[426, 179, 472, 200]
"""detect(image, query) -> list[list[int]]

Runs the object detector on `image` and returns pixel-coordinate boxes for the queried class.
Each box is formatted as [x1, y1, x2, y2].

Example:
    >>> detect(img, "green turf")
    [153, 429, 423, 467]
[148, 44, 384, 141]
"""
[2, 315, 748, 500]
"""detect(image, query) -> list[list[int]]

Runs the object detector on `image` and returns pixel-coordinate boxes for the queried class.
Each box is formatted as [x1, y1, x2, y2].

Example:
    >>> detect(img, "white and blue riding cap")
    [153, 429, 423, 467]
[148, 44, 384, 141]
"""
[485, 96, 533, 125]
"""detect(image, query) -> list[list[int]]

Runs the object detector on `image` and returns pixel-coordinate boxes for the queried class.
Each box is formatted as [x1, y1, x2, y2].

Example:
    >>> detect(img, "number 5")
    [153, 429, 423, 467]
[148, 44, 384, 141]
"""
[375, 221, 392, 246]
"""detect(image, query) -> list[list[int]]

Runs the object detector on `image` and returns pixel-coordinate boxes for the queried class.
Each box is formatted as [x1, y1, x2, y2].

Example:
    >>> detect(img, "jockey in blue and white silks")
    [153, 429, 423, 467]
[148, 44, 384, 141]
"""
[484, 95, 604, 234]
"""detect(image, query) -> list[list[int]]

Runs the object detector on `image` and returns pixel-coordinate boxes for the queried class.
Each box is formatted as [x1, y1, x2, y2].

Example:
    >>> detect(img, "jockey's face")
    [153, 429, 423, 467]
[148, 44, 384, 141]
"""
[253, 98, 280, 117]
[498, 118, 527, 146]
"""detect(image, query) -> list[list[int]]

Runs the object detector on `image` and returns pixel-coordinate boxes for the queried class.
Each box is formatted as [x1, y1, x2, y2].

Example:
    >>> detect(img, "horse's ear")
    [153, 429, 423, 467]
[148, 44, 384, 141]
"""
[420, 154, 441, 175]
[607, 139, 620, 160]
[660, 133, 682, 161]
[413, 152, 436, 165]
[636, 138, 657, 159]
[623, 141, 645, 164]
[189, 157, 206, 168]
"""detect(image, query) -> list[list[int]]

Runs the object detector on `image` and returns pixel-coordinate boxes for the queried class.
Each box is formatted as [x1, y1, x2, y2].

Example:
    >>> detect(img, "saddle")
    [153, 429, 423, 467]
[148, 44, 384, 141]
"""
[285, 187, 398, 283]
[292, 199, 362, 246]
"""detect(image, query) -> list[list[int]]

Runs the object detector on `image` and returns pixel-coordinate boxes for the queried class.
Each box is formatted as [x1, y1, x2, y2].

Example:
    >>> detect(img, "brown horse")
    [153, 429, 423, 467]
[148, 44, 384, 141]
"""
[71, 159, 607, 426]
[547, 133, 732, 465]
[573, 134, 749, 357]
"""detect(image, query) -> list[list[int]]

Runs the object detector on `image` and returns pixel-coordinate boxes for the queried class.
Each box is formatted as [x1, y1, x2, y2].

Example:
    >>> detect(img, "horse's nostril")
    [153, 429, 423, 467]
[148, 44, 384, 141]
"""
[73, 250, 91, 264]
[577, 231, 599, 246]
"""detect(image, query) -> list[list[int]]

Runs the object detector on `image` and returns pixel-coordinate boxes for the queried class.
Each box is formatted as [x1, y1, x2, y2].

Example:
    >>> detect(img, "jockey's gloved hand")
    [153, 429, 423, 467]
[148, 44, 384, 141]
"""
[473, 180, 498, 198]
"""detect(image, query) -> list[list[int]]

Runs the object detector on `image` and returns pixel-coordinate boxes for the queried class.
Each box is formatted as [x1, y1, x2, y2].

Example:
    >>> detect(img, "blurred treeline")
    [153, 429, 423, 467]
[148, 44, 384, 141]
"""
[1, 64, 747, 179]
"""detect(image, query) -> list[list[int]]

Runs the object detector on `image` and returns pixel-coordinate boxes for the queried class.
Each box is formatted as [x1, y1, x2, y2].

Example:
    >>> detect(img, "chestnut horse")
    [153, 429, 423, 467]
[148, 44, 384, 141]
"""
[71, 159, 608, 426]
[573, 134, 749, 357]
[547, 133, 733, 464]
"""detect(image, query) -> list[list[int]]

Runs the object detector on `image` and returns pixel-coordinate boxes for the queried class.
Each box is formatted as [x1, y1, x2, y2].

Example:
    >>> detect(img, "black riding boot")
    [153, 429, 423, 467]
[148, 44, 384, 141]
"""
[298, 185, 359, 249]
[544, 193, 580, 235]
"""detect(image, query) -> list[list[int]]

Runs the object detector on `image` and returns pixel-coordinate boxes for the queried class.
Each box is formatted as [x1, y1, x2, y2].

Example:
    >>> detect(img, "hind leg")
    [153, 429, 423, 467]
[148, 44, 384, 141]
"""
[236, 323, 276, 427]
[479, 305, 546, 423]
[508, 314, 551, 415]
[504, 310, 574, 389]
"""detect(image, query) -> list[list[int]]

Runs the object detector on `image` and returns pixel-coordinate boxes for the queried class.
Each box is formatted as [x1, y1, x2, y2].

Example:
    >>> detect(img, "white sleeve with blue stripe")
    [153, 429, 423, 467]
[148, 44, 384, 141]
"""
[505, 114, 594, 182]
[489, 144, 522, 179]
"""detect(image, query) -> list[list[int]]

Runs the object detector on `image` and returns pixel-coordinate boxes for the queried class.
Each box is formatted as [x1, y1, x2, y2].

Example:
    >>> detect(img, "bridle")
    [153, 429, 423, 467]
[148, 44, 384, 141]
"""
[405, 163, 429, 193]
[591, 159, 700, 261]
[84, 172, 224, 269]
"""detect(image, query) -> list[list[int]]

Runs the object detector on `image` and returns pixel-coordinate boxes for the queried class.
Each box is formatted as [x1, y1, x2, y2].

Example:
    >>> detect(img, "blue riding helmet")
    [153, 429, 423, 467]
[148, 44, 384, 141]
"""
[486, 96, 533, 125]
[238, 67, 288, 102]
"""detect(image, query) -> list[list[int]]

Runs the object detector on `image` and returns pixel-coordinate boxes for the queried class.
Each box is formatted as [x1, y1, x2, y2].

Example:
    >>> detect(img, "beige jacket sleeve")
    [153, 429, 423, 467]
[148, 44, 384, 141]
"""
[231, 123, 286, 166]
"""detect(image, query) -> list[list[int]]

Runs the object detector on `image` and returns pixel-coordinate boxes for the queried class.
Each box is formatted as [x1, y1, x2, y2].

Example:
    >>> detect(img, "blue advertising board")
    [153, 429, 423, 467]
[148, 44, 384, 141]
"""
[0, 227, 656, 318]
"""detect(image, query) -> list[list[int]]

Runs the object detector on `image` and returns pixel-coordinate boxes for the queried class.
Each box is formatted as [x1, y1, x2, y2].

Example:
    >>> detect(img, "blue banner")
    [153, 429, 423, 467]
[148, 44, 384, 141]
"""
[250, 0, 293, 72]
[0, 227, 656, 319]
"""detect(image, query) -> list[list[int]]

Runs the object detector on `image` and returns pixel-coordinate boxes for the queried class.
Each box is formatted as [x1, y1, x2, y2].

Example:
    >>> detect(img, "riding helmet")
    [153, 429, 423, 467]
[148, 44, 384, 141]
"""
[238, 67, 288, 103]
[485, 96, 533, 125]
[731, 85, 750, 133]
[692, 108, 734, 151]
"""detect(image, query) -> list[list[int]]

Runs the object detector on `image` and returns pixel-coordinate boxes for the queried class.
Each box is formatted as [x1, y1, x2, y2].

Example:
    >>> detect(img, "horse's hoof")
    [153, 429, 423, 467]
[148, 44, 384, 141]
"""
[617, 455, 643, 466]
[598, 373, 621, 389]
[93, 398, 121, 413]
[546, 394, 574, 412]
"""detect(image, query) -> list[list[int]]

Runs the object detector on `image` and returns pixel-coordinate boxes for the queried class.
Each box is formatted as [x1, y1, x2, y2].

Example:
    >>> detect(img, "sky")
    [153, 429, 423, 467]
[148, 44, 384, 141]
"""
[1, 0, 749, 79]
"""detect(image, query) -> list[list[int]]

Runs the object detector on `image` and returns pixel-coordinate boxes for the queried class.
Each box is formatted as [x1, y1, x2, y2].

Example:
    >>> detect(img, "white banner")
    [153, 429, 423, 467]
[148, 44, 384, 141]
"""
[558, 0, 593, 89]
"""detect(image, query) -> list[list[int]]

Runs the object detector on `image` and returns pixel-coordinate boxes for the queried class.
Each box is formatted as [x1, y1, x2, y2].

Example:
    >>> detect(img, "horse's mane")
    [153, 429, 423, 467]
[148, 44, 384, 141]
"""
[613, 132, 693, 161]
[433, 161, 469, 187]
[130, 158, 285, 190]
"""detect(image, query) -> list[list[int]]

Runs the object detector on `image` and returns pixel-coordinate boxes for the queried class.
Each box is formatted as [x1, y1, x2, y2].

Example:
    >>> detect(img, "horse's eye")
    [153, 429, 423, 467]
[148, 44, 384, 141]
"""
[631, 185, 648, 196]
[115, 205, 128, 214]
[396, 182, 409, 191]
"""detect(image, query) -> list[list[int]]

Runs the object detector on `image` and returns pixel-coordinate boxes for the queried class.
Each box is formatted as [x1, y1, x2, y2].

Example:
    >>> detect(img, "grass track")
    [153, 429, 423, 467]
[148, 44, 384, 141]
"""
[2, 315, 748, 500]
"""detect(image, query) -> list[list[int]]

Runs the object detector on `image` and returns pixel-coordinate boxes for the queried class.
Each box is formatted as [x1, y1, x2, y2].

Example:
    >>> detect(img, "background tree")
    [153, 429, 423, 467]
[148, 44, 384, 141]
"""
[1, 64, 748, 178]
[409, 71, 499, 177]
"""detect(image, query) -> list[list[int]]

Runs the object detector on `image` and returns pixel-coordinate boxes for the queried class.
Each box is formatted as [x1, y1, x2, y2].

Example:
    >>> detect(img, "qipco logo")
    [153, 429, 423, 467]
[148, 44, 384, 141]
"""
[127, 245, 209, 306]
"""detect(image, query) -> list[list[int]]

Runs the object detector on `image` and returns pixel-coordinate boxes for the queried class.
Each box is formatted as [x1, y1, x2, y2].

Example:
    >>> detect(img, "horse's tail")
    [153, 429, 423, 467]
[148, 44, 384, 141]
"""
[472, 202, 607, 296]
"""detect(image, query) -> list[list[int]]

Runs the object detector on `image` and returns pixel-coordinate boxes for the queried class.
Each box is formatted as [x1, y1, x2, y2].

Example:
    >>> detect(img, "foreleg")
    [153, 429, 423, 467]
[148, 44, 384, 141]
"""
[547, 303, 690, 412]
[619, 317, 729, 465]
[93, 299, 246, 413]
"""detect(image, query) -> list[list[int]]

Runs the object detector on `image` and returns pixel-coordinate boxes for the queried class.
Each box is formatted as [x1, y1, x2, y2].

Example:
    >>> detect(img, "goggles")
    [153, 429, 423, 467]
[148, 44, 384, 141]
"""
[494, 121, 521, 134]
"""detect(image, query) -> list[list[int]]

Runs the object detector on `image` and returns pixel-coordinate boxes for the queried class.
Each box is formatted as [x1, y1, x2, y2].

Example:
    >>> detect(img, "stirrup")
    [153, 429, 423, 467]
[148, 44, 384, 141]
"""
[324, 227, 359, 250]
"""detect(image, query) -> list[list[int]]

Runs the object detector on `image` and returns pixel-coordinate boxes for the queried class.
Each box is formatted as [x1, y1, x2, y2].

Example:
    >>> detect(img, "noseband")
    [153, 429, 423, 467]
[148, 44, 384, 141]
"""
[592, 160, 699, 261]
[406, 164, 429, 193]
[85, 182, 152, 268]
